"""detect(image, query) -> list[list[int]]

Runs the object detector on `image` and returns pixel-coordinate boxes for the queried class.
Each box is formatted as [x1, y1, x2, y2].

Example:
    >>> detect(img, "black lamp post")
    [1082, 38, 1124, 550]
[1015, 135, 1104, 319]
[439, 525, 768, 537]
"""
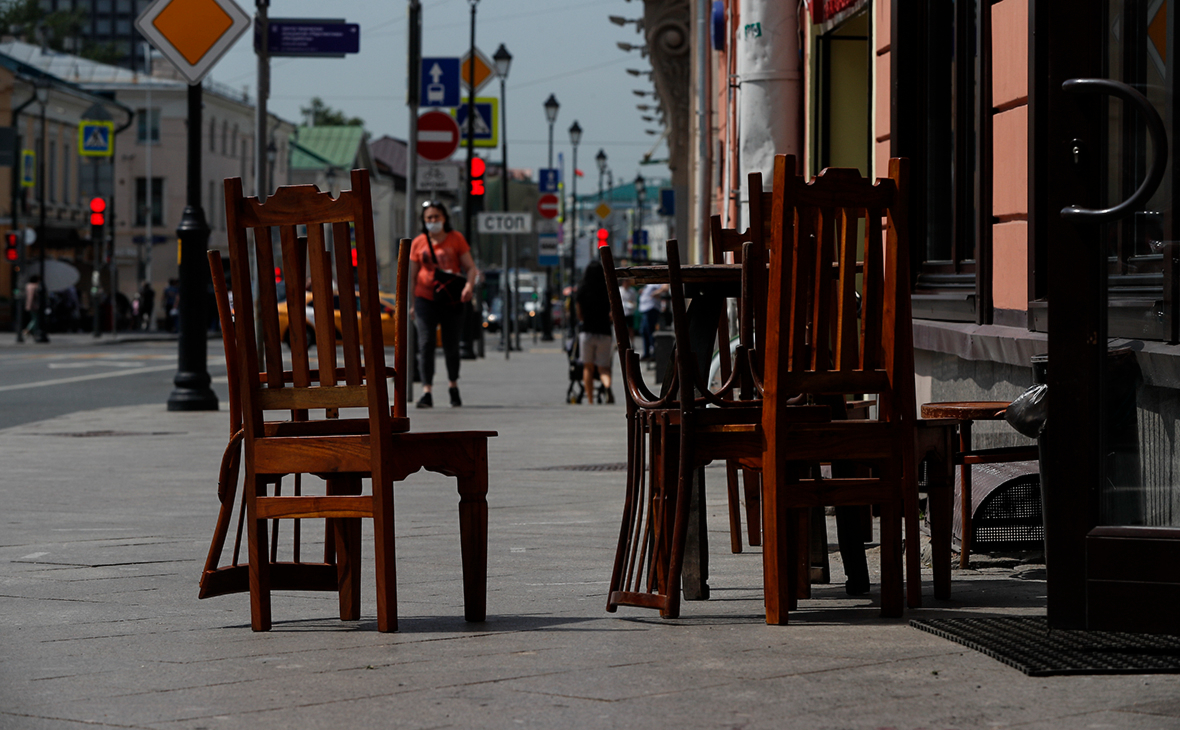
[493, 43, 513, 355]
[266, 139, 277, 190]
[461, 0, 480, 360]
[567, 120, 581, 339]
[32, 79, 49, 343]
[596, 149, 607, 202]
[634, 172, 646, 261]
[541, 93, 559, 341]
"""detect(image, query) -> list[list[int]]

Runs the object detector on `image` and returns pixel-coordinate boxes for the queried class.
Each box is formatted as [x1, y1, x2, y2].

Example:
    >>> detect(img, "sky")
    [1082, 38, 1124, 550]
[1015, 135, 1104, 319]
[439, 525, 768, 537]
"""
[208, 0, 671, 186]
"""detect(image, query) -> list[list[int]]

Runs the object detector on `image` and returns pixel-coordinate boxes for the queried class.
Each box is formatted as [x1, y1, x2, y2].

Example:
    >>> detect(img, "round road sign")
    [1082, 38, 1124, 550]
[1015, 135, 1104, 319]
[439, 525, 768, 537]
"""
[417, 111, 461, 162]
[537, 193, 559, 219]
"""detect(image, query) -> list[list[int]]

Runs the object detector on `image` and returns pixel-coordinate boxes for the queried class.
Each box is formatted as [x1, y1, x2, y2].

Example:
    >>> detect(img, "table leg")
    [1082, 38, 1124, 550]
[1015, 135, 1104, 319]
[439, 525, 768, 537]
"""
[683, 466, 710, 600]
[456, 442, 489, 622]
[959, 421, 973, 569]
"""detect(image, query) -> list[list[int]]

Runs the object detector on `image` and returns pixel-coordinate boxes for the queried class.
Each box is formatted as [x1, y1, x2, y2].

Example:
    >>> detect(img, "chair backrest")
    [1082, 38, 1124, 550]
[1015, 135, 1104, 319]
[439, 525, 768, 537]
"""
[223, 169, 404, 456]
[600, 244, 676, 411]
[764, 155, 915, 423]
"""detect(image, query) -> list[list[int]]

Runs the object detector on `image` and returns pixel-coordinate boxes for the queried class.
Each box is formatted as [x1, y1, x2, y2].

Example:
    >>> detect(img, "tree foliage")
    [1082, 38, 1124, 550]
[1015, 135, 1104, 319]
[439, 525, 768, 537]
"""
[300, 97, 364, 127]
[0, 0, 126, 65]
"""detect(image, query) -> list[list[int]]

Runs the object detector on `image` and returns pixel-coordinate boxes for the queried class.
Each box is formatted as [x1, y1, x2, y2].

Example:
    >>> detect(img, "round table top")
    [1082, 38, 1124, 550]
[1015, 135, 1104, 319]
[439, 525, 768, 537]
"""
[920, 401, 1010, 420]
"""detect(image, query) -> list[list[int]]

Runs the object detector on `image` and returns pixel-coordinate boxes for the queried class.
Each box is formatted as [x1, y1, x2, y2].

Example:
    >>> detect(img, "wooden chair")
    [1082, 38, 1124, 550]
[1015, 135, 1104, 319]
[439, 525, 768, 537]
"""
[759, 156, 920, 624]
[601, 241, 828, 619]
[709, 172, 773, 552]
[216, 169, 496, 632]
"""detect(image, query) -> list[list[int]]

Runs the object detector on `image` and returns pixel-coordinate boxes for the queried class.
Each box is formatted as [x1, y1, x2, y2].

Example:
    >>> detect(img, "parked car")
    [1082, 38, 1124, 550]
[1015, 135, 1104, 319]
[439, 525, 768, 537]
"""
[277, 290, 400, 346]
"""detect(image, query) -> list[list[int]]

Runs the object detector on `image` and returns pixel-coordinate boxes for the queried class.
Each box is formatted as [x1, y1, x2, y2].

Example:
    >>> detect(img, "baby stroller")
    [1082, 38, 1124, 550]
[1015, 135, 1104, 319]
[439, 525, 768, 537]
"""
[566, 336, 609, 404]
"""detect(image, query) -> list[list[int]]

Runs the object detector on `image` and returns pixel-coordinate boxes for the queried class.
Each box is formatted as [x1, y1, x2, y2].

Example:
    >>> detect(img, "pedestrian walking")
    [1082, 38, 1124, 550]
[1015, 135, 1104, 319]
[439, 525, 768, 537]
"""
[575, 260, 614, 404]
[22, 275, 41, 338]
[408, 201, 479, 408]
[638, 282, 667, 360]
[618, 276, 637, 346]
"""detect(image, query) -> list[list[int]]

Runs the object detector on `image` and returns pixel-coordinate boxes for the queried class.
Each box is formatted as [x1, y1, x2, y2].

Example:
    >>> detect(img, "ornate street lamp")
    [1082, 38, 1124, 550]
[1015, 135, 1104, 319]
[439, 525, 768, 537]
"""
[568, 120, 582, 339]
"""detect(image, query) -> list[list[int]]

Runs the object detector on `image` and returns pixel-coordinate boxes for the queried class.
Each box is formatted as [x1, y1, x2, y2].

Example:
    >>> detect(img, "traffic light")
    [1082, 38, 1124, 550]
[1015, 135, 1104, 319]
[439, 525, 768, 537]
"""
[89, 197, 106, 226]
[470, 157, 485, 196]
[4, 232, 17, 262]
[596, 228, 609, 248]
[274, 266, 282, 284]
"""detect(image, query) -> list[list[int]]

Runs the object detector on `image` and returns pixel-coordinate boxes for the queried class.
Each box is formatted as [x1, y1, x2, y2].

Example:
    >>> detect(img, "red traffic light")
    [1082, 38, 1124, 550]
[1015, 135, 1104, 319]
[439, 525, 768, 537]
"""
[470, 157, 485, 196]
[89, 197, 106, 213]
[596, 228, 609, 247]
[90, 212, 104, 226]
[351, 247, 358, 267]
[274, 267, 283, 284]
[4, 232, 17, 261]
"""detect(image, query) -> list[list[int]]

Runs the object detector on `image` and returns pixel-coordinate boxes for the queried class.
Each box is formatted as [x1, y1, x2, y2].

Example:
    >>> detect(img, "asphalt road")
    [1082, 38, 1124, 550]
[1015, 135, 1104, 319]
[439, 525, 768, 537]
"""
[0, 337, 230, 430]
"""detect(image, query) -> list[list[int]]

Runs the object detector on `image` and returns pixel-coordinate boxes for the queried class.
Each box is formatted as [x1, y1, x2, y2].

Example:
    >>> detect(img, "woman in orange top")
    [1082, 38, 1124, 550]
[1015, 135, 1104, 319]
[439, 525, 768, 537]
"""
[408, 201, 479, 408]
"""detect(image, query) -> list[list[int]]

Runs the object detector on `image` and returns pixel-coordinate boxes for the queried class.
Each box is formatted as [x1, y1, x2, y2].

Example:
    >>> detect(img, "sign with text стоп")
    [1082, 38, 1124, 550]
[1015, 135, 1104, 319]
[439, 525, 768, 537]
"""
[477, 212, 532, 235]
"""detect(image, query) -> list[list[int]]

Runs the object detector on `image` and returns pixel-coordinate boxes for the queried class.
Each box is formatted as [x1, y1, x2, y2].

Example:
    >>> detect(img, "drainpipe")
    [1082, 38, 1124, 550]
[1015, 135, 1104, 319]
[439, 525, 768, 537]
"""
[736, 0, 802, 214]
[694, 0, 711, 265]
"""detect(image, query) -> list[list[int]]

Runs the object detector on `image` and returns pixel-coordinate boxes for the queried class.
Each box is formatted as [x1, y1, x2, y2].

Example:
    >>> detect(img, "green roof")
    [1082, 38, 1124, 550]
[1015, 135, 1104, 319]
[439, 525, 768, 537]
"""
[290, 126, 366, 170]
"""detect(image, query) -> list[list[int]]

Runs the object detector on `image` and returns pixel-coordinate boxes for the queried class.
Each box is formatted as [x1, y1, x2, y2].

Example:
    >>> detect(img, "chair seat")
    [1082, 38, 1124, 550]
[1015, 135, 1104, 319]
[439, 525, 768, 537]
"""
[920, 401, 1009, 420]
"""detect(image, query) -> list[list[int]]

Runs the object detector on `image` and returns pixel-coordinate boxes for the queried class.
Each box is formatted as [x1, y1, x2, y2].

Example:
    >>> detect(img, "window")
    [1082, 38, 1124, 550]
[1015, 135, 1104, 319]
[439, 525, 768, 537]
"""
[221, 120, 227, 156]
[209, 117, 216, 151]
[48, 140, 56, 203]
[62, 143, 70, 204]
[892, 0, 992, 324]
[137, 108, 160, 143]
[136, 177, 163, 226]
[208, 180, 217, 229]
[231, 124, 237, 156]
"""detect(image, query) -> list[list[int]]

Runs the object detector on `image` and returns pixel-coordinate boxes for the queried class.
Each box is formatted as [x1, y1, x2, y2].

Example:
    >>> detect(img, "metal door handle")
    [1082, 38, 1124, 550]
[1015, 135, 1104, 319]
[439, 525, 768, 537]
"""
[1061, 78, 1168, 223]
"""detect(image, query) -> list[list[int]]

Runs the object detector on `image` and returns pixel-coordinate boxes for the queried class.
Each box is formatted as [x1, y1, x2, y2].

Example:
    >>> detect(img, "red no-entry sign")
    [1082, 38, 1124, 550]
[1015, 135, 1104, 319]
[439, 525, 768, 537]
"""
[417, 111, 461, 161]
[537, 193, 559, 219]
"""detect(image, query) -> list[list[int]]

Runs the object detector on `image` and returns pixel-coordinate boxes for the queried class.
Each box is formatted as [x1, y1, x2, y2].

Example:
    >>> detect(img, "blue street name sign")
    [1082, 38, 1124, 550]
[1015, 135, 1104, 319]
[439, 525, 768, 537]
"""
[421, 57, 460, 108]
[538, 168, 560, 194]
[265, 19, 359, 57]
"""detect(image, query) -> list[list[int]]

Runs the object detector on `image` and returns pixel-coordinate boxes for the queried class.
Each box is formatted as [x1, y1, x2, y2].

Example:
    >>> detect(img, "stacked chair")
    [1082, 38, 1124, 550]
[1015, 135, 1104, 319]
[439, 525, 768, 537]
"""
[199, 169, 496, 632]
[603, 155, 943, 624]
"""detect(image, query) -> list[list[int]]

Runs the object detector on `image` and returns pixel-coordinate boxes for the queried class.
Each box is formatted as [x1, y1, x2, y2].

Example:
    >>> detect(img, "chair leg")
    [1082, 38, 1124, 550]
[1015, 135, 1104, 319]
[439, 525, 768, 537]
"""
[761, 462, 794, 625]
[456, 442, 489, 623]
[725, 461, 743, 553]
[879, 501, 904, 618]
[808, 505, 830, 586]
[682, 466, 710, 601]
[246, 474, 272, 632]
[371, 474, 398, 633]
[743, 468, 762, 546]
[327, 477, 362, 622]
[929, 466, 953, 600]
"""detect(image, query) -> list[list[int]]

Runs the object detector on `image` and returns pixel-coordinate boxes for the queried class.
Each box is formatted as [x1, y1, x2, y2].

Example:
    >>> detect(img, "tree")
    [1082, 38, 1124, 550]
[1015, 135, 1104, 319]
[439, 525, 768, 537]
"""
[300, 97, 364, 127]
[0, 0, 116, 65]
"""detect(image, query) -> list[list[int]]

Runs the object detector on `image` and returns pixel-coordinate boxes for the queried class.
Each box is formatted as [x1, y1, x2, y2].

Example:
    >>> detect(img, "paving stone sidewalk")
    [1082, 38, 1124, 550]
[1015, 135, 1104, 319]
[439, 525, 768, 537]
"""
[1, 342, 1177, 729]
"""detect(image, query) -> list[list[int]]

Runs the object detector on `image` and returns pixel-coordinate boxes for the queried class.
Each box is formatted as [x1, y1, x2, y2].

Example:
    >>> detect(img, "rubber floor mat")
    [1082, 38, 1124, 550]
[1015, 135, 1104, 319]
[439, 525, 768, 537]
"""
[911, 616, 1180, 676]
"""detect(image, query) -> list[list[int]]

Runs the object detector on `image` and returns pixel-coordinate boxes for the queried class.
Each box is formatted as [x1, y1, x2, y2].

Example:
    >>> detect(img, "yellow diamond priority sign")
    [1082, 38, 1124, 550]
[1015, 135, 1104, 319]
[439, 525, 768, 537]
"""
[135, 0, 251, 86]
[459, 48, 496, 93]
[595, 202, 613, 220]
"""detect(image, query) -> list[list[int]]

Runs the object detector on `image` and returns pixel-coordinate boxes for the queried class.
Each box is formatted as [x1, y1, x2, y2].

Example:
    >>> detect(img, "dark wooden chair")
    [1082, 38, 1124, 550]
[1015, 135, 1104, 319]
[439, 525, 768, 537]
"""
[759, 156, 921, 624]
[709, 172, 773, 553]
[210, 169, 495, 632]
[601, 240, 828, 619]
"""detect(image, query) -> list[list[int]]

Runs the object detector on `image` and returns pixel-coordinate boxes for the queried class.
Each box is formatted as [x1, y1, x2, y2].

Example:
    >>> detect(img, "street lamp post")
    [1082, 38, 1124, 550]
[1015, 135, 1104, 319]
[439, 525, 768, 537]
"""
[541, 94, 559, 341]
[596, 149, 607, 202]
[493, 43, 513, 356]
[567, 120, 581, 340]
[461, 0, 480, 360]
[634, 172, 646, 262]
[33, 79, 49, 343]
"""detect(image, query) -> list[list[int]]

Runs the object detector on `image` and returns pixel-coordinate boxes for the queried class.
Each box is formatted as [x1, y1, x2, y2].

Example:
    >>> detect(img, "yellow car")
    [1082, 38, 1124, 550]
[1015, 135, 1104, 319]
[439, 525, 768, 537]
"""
[277, 290, 400, 347]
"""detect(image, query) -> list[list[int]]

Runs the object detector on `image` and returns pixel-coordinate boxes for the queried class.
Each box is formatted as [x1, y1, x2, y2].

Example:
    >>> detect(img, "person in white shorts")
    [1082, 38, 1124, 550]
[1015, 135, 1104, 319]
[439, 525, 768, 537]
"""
[574, 261, 615, 403]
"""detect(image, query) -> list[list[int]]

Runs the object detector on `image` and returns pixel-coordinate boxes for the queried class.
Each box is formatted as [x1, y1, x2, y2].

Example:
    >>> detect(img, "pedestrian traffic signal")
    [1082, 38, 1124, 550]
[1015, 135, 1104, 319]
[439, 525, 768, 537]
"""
[596, 228, 609, 248]
[89, 197, 106, 226]
[274, 266, 282, 284]
[4, 232, 17, 261]
[470, 157, 485, 196]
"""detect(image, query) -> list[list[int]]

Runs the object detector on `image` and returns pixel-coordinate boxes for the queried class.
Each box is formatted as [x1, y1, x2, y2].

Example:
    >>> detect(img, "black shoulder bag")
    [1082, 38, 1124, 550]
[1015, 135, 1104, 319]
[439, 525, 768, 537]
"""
[426, 238, 467, 306]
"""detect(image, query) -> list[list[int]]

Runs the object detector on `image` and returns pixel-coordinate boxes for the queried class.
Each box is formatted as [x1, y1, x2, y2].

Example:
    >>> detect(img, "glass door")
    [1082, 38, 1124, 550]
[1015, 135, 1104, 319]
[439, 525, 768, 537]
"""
[1038, 0, 1180, 633]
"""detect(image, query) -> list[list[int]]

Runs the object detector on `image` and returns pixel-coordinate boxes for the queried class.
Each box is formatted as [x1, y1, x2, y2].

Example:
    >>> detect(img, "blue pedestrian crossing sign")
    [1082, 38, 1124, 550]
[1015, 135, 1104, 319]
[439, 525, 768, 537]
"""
[420, 57, 461, 108]
[453, 97, 498, 148]
[20, 149, 34, 187]
[78, 121, 114, 157]
[538, 168, 560, 193]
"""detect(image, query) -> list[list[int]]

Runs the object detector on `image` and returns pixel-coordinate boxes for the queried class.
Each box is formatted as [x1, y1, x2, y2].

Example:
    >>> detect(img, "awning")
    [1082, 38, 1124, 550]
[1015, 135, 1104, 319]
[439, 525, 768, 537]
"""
[810, 0, 869, 26]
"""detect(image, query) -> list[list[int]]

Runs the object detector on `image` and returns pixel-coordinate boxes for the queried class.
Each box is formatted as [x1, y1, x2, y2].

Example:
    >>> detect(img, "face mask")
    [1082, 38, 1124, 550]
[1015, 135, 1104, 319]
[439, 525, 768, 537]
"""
[425, 221, 443, 233]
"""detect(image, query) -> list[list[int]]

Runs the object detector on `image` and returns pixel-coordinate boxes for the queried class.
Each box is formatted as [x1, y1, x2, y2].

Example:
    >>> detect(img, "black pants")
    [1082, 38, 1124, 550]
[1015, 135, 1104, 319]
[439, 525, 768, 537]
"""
[414, 296, 464, 387]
